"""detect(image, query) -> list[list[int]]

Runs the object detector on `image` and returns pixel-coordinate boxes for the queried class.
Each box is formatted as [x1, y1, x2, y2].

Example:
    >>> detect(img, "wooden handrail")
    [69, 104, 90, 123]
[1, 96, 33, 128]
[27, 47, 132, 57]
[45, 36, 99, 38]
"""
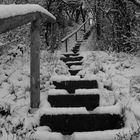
[61, 17, 90, 52]
[62, 17, 90, 42]
[0, 5, 56, 111]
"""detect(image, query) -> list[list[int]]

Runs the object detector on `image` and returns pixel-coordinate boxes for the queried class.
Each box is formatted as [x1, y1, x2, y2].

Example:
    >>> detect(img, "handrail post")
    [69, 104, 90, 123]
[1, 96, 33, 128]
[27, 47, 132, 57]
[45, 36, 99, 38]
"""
[84, 23, 86, 32]
[65, 39, 68, 52]
[30, 18, 40, 110]
[75, 32, 78, 41]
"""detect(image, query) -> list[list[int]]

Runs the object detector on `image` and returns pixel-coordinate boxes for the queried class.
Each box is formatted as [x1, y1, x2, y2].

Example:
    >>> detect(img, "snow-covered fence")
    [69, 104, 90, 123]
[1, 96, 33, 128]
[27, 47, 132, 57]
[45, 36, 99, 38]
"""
[0, 4, 56, 110]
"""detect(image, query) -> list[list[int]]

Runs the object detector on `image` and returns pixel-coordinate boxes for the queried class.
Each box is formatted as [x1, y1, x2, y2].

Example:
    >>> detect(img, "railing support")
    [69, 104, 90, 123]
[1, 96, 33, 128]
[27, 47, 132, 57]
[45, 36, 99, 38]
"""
[84, 23, 86, 32]
[75, 32, 78, 41]
[66, 39, 68, 52]
[61, 17, 90, 52]
[30, 18, 41, 109]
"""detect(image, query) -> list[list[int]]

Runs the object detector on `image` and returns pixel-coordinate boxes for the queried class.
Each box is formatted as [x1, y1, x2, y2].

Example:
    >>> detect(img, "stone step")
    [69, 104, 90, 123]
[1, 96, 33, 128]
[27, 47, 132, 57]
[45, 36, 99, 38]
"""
[60, 56, 83, 63]
[71, 48, 79, 54]
[48, 94, 99, 111]
[66, 61, 83, 68]
[68, 69, 81, 75]
[40, 113, 124, 135]
[52, 80, 98, 93]
[62, 52, 80, 58]
[74, 44, 81, 50]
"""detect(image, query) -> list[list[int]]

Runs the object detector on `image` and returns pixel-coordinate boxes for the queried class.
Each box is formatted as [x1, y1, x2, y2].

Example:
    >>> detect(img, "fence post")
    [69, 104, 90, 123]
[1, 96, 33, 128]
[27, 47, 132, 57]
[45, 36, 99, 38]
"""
[30, 18, 41, 110]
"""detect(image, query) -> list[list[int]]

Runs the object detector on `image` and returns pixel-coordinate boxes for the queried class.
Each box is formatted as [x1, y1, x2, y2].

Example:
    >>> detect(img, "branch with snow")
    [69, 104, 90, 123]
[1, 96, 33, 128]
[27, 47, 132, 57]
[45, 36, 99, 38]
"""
[127, 0, 140, 7]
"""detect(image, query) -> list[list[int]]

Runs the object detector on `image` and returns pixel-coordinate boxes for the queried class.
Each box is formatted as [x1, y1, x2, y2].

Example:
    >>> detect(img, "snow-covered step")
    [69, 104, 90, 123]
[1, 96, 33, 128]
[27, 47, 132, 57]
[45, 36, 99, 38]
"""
[66, 61, 83, 68]
[71, 48, 79, 54]
[48, 94, 99, 111]
[40, 108, 124, 135]
[74, 42, 82, 50]
[52, 79, 98, 93]
[60, 56, 83, 63]
[62, 52, 80, 57]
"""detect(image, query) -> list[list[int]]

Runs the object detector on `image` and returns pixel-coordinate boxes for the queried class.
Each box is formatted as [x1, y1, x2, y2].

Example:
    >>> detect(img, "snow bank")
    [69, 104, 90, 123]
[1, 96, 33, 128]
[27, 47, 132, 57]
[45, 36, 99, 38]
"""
[0, 4, 56, 20]
[91, 103, 122, 115]
[131, 101, 140, 120]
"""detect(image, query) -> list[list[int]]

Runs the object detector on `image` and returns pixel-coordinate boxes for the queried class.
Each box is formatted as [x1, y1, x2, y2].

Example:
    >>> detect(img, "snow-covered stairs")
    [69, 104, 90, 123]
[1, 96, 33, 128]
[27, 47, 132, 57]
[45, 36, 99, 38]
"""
[39, 44, 124, 135]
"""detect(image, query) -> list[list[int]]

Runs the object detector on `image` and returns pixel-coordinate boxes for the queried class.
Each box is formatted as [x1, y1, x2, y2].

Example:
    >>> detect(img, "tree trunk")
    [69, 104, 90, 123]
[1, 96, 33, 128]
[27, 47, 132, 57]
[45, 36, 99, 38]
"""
[96, 0, 101, 40]
[113, 0, 131, 52]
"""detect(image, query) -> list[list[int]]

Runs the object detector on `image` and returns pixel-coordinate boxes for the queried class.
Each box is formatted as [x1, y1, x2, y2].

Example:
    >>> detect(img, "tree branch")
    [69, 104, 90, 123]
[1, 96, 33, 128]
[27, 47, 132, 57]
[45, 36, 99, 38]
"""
[127, 0, 140, 7]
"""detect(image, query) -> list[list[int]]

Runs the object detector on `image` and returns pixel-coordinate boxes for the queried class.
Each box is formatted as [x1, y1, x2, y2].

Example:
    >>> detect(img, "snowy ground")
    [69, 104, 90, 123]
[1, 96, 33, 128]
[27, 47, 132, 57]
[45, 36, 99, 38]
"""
[0, 42, 140, 139]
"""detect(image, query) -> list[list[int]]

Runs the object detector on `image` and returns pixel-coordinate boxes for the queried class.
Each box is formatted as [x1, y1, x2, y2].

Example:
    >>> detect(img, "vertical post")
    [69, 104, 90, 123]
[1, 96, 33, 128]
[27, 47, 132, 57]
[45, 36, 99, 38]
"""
[84, 23, 86, 32]
[65, 39, 68, 52]
[75, 32, 78, 41]
[30, 18, 41, 110]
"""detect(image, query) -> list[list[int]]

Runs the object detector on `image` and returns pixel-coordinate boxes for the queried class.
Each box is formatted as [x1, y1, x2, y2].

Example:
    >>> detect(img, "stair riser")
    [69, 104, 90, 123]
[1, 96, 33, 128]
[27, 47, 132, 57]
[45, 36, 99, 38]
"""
[68, 69, 80, 75]
[72, 49, 79, 54]
[60, 56, 83, 63]
[40, 114, 124, 135]
[48, 94, 99, 110]
[74, 45, 80, 50]
[52, 80, 98, 93]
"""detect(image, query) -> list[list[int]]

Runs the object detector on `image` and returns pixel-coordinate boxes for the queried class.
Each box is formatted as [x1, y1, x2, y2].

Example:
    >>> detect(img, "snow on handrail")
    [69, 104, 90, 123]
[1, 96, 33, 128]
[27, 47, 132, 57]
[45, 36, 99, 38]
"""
[0, 4, 56, 21]
[0, 4, 56, 34]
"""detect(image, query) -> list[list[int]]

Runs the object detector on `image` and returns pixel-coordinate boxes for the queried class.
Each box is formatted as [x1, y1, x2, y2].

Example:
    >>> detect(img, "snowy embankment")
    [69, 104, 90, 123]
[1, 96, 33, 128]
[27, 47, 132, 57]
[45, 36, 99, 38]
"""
[0, 47, 140, 139]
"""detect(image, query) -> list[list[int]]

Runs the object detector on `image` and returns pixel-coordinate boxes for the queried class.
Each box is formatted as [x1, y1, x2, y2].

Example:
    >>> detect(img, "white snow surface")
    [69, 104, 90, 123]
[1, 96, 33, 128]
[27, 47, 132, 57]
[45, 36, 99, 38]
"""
[48, 89, 68, 95]
[1, 49, 140, 139]
[0, 4, 56, 20]
[32, 127, 134, 140]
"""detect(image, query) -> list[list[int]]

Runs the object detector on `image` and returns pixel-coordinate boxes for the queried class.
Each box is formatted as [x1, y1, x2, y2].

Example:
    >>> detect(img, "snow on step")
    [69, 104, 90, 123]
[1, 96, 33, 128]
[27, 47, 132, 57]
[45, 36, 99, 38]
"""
[48, 89, 68, 95]
[70, 65, 83, 70]
[32, 128, 133, 140]
[66, 61, 83, 68]
[39, 107, 88, 115]
[75, 89, 100, 94]
[0, 4, 55, 20]
[50, 75, 81, 82]
[50, 75, 98, 82]
[66, 61, 83, 64]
